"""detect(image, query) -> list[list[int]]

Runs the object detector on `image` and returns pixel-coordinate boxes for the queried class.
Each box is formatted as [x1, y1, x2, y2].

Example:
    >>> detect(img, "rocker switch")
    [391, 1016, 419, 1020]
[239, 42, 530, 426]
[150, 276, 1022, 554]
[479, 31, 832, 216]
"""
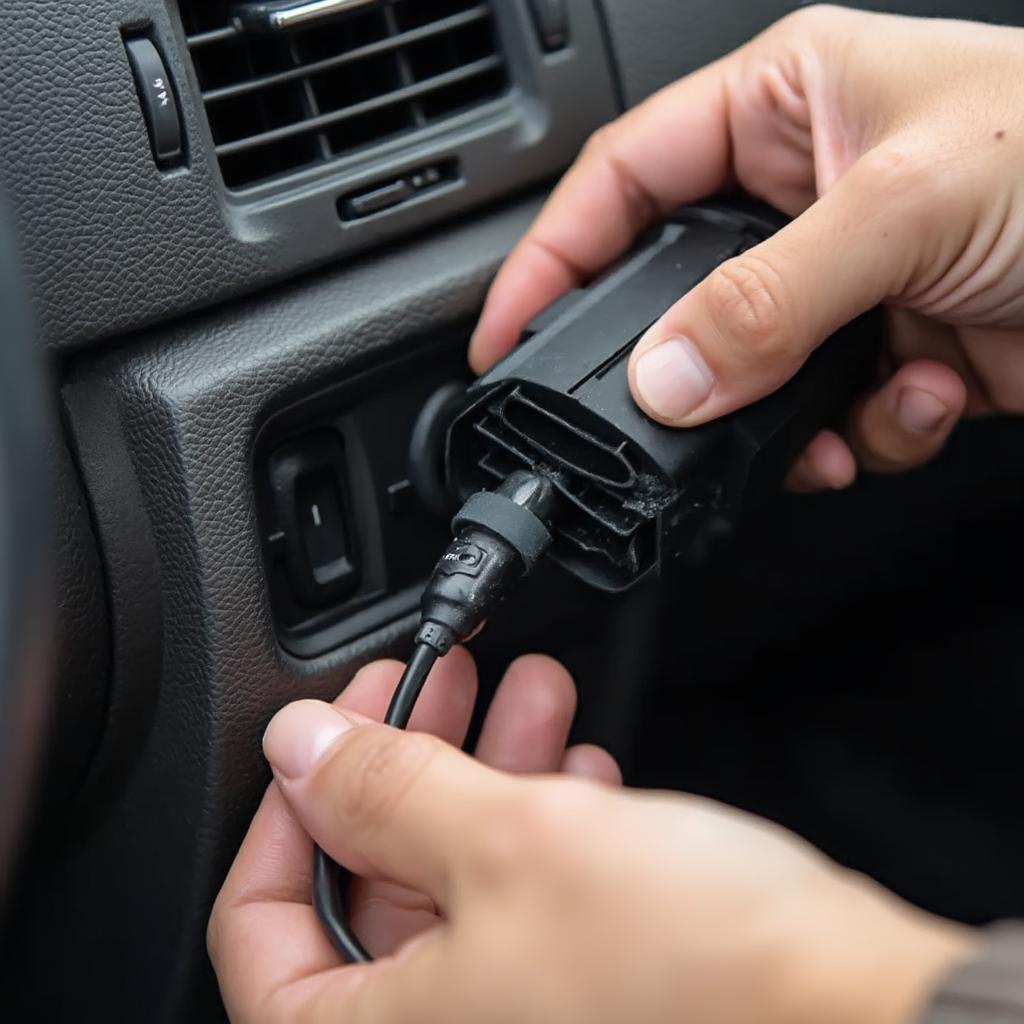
[297, 471, 352, 588]
[268, 432, 359, 607]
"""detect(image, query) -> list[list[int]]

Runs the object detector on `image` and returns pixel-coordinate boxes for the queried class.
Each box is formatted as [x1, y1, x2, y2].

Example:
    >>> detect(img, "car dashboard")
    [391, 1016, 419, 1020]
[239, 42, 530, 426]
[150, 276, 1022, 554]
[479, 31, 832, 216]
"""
[3, 2, 1024, 1022]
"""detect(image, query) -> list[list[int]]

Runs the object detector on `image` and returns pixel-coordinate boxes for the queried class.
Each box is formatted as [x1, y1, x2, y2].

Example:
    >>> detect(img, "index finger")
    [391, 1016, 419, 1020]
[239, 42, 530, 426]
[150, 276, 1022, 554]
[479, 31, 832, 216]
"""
[468, 58, 732, 373]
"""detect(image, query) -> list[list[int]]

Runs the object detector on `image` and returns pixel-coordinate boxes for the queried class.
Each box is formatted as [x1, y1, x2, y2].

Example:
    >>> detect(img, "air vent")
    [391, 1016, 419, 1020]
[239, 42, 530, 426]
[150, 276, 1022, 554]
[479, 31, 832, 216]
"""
[178, 0, 509, 190]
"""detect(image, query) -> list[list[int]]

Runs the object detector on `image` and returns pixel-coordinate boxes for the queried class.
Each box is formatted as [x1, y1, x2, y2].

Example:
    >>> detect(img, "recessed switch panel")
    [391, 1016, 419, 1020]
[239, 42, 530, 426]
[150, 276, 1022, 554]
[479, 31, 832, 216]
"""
[256, 348, 465, 659]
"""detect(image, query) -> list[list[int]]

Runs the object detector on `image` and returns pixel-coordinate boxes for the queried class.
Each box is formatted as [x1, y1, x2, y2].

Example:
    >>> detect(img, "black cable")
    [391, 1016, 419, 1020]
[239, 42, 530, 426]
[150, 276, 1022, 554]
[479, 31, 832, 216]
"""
[313, 641, 439, 963]
[383, 643, 439, 730]
[311, 471, 559, 962]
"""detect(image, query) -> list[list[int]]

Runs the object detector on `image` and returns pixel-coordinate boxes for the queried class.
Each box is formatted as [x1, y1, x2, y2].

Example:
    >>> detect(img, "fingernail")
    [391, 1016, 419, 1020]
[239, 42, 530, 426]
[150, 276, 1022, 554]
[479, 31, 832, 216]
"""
[263, 701, 354, 780]
[634, 337, 714, 421]
[898, 387, 950, 434]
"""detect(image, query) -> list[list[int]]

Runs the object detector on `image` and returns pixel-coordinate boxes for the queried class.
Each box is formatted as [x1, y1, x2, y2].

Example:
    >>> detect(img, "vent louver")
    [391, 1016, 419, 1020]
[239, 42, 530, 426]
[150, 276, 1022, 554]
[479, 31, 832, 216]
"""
[178, 0, 509, 190]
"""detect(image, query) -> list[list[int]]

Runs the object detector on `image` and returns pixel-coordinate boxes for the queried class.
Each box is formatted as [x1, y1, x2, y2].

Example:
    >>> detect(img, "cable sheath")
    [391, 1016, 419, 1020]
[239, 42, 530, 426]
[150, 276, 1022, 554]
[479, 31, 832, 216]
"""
[312, 642, 439, 961]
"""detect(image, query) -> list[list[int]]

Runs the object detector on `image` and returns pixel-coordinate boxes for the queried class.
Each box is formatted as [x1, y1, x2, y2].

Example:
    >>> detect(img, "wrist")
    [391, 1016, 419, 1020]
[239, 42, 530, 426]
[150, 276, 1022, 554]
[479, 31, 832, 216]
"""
[771, 871, 979, 1024]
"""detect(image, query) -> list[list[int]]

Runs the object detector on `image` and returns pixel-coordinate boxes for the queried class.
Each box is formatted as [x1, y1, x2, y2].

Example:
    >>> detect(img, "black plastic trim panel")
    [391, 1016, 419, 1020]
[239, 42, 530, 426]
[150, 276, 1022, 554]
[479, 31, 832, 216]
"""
[16, 195, 544, 1024]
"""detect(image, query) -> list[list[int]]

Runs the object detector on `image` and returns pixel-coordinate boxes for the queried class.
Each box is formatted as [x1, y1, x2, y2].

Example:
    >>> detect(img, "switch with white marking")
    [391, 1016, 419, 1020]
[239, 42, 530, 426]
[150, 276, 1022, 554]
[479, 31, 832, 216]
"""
[267, 432, 360, 607]
[297, 470, 354, 589]
[125, 37, 184, 169]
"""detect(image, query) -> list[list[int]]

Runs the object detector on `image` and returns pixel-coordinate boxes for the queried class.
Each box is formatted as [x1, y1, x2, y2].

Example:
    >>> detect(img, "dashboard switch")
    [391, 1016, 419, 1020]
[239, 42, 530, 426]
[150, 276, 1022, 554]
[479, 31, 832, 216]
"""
[528, 0, 569, 51]
[297, 470, 354, 589]
[344, 179, 416, 219]
[267, 432, 359, 607]
[339, 161, 459, 221]
[125, 38, 183, 168]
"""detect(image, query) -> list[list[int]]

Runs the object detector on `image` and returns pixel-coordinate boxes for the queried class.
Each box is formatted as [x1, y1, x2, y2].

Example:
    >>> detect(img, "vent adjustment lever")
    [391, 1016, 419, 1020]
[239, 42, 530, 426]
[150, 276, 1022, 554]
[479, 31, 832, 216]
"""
[528, 0, 569, 52]
[124, 38, 184, 169]
[339, 161, 459, 221]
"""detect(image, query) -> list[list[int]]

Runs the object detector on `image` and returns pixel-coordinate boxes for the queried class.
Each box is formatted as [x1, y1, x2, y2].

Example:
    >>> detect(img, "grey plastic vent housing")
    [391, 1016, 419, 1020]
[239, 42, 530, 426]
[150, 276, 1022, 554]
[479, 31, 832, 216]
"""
[0, 0, 618, 350]
[195, 0, 619, 226]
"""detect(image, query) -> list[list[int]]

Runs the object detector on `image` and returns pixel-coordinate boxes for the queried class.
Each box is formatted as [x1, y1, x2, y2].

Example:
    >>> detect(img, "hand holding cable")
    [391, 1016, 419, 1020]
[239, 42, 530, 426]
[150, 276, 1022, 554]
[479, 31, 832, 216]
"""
[313, 471, 560, 961]
[215, 664, 973, 1024]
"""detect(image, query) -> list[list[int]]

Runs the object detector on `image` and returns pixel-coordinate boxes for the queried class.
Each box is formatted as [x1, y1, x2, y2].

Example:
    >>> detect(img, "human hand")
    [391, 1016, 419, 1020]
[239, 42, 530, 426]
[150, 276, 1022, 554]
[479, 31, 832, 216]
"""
[211, 652, 974, 1024]
[470, 5, 1024, 492]
[208, 648, 619, 1020]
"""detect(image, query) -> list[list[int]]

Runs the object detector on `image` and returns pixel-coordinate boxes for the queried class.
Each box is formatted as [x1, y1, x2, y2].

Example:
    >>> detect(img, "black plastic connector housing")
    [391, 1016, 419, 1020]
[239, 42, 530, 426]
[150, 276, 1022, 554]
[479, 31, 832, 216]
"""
[445, 200, 882, 592]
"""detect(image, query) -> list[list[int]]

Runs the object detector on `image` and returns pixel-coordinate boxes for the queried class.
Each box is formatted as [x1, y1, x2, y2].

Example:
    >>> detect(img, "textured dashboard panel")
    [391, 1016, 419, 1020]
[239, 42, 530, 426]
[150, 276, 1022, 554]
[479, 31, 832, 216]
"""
[0, 0, 614, 351]
[18, 195, 545, 1024]
[597, 0, 1024, 106]
[0, 1, 268, 350]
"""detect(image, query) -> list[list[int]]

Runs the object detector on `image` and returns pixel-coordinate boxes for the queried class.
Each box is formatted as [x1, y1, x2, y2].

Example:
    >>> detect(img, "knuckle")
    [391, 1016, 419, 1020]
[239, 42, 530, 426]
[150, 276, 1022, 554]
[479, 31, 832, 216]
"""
[998, 390, 1024, 414]
[858, 431, 914, 471]
[581, 122, 616, 161]
[979, 377, 1024, 414]
[763, 4, 848, 45]
[777, 3, 838, 31]
[319, 727, 440, 831]
[853, 144, 938, 210]
[853, 409, 944, 473]
[849, 142, 969, 297]
[517, 782, 598, 863]
[579, 122, 659, 226]
[706, 255, 795, 362]
[862, 444, 934, 474]
[469, 804, 537, 884]
[470, 781, 596, 883]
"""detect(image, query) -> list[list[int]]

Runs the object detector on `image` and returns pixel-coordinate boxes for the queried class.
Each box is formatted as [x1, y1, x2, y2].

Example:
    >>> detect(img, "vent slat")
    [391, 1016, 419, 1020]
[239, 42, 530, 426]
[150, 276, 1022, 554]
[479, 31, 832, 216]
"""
[201, 6, 490, 103]
[178, 0, 509, 190]
[214, 55, 502, 158]
[187, 26, 240, 48]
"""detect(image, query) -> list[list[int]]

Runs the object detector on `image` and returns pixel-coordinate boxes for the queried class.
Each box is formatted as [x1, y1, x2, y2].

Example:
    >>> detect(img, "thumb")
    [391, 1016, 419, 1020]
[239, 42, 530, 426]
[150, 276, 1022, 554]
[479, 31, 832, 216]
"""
[628, 149, 924, 426]
[263, 699, 512, 904]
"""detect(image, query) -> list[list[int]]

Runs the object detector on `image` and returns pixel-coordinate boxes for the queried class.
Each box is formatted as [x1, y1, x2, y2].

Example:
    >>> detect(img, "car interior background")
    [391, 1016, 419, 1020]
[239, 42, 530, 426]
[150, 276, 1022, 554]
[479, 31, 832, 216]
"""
[1, 1, 1023, 1020]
